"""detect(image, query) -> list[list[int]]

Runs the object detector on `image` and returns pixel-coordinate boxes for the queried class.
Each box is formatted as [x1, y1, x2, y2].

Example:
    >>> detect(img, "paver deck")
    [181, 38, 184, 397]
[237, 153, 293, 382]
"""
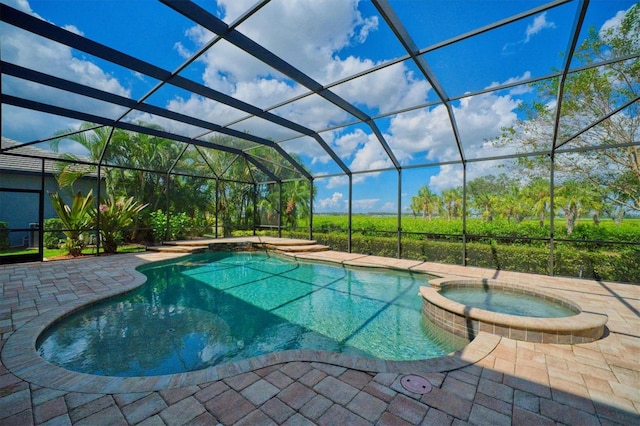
[1, 237, 638, 425]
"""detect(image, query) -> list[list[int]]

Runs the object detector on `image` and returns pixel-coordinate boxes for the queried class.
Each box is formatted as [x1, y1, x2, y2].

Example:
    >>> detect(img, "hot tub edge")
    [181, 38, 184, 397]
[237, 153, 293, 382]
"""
[421, 279, 607, 344]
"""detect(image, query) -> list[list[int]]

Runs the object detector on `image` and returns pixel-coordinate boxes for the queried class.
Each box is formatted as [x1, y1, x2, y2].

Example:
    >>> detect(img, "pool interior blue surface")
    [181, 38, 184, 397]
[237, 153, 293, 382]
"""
[37, 251, 467, 377]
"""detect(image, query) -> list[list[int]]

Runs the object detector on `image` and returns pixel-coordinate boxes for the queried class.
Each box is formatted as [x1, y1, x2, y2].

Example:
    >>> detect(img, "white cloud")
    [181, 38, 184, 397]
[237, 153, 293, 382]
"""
[379, 202, 396, 212]
[280, 136, 332, 166]
[352, 198, 379, 211]
[503, 12, 556, 53]
[599, 8, 628, 37]
[347, 134, 394, 173]
[525, 12, 555, 43]
[355, 15, 379, 43]
[181, 0, 374, 87]
[167, 0, 431, 170]
[331, 128, 367, 160]
[6, 0, 33, 14]
[330, 59, 430, 113]
[386, 84, 520, 166]
[428, 164, 463, 192]
[318, 191, 344, 209]
[327, 175, 348, 189]
[62, 24, 83, 36]
[487, 71, 533, 95]
[173, 41, 192, 59]
[215, 0, 374, 81]
[1, 0, 131, 142]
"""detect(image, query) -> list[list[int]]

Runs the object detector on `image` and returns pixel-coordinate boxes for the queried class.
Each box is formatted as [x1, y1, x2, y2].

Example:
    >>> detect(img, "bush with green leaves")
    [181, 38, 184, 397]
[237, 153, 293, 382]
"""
[150, 210, 193, 242]
[0, 221, 10, 251]
[43, 218, 65, 249]
[150, 210, 168, 243]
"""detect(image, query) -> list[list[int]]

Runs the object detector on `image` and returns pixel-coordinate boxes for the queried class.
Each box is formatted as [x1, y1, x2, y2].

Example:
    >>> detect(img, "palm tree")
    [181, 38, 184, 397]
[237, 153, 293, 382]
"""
[409, 195, 422, 219]
[554, 180, 594, 235]
[523, 178, 550, 227]
[283, 180, 312, 229]
[500, 183, 529, 223]
[50, 123, 117, 191]
[416, 185, 439, 220]
[441, 188, 463, 220]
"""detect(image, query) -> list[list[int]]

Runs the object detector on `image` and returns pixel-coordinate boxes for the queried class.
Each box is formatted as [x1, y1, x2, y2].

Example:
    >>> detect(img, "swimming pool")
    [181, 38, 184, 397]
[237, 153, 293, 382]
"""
[37, 251, 468, 376]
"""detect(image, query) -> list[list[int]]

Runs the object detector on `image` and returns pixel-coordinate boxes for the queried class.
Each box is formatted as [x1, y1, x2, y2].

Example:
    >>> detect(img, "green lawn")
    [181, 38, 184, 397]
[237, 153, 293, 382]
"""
[0, 244, 147, 259]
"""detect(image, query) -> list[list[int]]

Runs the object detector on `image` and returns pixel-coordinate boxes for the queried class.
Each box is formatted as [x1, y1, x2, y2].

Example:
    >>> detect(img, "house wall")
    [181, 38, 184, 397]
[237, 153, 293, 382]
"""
[0, 170, 102, 247]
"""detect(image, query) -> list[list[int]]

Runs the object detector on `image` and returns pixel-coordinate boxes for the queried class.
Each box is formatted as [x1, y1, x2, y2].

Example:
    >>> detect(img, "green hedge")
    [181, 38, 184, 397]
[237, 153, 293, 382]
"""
[313, 216, 640, 243]
[276, 229, 639, 283]
[43, 218, 65, 249]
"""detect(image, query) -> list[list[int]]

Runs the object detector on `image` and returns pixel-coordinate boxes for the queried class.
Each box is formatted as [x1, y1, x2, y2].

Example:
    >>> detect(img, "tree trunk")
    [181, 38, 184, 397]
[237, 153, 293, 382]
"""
[564, 204, 578, 235]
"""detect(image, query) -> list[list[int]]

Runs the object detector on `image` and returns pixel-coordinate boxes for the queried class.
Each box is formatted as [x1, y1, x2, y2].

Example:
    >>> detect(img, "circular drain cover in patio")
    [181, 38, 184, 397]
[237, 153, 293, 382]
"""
[401, 375, 433, 394]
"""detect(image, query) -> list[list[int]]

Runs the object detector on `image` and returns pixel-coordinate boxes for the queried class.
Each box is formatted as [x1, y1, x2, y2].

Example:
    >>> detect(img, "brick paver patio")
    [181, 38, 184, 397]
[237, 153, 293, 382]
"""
[1, 241, 638, 425]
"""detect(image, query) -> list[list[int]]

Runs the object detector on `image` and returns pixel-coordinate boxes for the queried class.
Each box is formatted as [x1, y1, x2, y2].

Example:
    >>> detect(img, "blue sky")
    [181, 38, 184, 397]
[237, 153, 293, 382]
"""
[1, 0, 635, 213]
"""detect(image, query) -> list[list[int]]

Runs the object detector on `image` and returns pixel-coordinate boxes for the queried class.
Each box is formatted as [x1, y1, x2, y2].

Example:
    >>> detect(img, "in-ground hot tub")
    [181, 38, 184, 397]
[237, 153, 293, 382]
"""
[421, 278, 607, 344]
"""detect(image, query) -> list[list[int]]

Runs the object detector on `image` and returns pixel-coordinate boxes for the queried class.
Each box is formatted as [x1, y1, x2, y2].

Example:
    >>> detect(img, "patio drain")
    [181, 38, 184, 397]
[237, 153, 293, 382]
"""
[401, 375, 433, 394]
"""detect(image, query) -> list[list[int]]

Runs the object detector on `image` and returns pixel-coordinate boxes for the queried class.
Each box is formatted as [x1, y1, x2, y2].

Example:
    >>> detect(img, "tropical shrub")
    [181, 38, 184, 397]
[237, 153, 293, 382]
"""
[92, 195, 147, 253]
[48, 190, 94, 256]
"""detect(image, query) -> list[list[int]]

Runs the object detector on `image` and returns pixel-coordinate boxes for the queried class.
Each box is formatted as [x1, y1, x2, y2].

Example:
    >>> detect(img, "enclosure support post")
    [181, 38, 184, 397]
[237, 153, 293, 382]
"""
[278, 182, 283, 238]
[309, 179, 313, 241]
[397, 169, 402, 259]
[96, 164, 102, 255]
[165, 173, 171, 242]
[39, 158, 45, 261]
[96, 127, 115, 254]
[462, 163, 467, 266]
[215, 180, 219, 238]
[549, 155, 555, 276]
[348, 175, 353, 253]
[252, 184, 257, 236]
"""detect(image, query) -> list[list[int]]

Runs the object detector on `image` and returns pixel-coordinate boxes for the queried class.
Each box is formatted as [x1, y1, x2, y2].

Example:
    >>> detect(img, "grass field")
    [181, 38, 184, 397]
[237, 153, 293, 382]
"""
[310, 215, 639, 242]
[0, 244, 147, 259]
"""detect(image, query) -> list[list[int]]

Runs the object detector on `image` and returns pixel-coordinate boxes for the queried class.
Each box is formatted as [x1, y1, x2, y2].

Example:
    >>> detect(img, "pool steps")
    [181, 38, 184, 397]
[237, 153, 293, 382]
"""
[148, 236, 331, 254]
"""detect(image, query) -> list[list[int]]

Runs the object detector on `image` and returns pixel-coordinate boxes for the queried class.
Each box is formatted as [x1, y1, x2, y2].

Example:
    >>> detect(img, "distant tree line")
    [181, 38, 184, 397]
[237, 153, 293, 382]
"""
[411, 4, 639, 236]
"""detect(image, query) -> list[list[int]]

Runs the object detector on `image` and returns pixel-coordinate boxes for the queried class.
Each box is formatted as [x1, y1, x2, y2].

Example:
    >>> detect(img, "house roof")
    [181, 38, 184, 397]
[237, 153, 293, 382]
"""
[0, 137, 96, 177]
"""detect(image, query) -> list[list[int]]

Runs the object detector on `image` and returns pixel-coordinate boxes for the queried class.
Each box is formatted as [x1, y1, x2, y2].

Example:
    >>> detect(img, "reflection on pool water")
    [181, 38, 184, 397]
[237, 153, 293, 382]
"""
[37, 251, 468, 377]
[440, 286, 577, 318]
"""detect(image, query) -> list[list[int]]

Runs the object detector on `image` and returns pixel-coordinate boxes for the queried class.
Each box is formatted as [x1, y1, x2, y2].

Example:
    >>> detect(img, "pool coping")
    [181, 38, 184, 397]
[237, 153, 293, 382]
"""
[1, 251, 501, 394]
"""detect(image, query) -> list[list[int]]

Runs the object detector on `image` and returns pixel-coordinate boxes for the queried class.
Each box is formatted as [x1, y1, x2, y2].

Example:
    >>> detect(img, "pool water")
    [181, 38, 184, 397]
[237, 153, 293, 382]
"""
[37, 251, 467, 377]
[440, 286, 577, 318]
